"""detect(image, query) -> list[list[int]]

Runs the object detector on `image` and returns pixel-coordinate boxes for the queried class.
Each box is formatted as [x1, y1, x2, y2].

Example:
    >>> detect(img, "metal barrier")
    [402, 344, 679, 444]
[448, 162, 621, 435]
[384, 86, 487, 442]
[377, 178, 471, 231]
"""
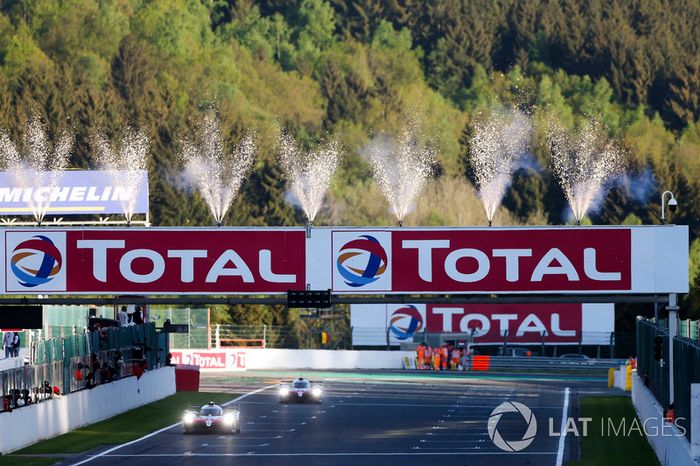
[411, 355, 623, 374]
[1, 361, 63, 410]
[673, 337, 700, 439]
[636, 318, 670, 409]
[2, 322, 169, 413]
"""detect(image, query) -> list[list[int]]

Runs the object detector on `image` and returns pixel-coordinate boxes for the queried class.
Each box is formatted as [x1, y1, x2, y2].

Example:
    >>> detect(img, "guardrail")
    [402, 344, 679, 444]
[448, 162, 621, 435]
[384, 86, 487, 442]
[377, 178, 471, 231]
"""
[409, 355, 624, 373]
[482, 355, 624, 373]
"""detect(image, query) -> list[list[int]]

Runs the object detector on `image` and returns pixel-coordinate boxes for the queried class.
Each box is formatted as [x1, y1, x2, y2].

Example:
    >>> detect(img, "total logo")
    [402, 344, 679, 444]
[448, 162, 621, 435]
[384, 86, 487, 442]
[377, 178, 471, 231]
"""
[333, 232, 391, 291]
[389, 305, 424, 340]
[6, 232, 67, 292]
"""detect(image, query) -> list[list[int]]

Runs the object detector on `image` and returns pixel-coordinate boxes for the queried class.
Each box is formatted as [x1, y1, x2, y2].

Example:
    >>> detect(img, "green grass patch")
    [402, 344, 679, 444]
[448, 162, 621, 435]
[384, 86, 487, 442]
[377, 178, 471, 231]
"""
[0, 458, 59, 466]
[566, 396, 660, 466]
[4, 391, 236, 465]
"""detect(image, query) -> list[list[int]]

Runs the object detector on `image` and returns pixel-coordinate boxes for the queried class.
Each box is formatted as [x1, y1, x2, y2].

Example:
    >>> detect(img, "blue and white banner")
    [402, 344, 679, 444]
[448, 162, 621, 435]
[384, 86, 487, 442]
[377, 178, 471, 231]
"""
[0, 170, 149, 215]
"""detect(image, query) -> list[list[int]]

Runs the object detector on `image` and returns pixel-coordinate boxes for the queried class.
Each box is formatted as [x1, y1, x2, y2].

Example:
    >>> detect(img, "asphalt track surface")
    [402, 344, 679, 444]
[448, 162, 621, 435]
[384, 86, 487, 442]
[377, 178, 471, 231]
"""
[68, 371, 611, 466]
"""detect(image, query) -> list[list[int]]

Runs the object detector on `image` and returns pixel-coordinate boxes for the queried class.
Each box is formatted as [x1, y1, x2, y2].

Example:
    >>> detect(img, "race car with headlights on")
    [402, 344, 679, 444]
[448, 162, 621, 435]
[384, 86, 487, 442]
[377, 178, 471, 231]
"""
[278, 377, 323, 403]
[182, 401, 241, 434]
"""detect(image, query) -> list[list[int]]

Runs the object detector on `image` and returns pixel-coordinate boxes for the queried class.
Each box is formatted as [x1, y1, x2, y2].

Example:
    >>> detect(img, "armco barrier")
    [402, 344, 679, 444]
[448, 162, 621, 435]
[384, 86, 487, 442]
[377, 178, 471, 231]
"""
[170, 348, 413, 371]
[170, 348, 623, 373]
[0, 366, 176, 454]
[631, 372, 695, 466]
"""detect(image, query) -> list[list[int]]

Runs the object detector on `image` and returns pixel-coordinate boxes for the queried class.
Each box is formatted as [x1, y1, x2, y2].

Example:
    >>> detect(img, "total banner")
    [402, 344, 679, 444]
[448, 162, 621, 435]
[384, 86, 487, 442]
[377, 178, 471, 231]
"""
[320, 226, 688, 294]
[169, 349, 246, 371]
[350, 303, 615, 346]
[0, 225, 688, 295]
[1, 228, 305, 294]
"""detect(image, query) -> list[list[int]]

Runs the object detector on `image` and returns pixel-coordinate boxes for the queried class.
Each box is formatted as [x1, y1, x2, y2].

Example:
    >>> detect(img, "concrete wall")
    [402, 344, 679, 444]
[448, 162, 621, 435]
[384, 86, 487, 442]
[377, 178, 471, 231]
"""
[631, 372, 697, 466]
[0, 366, 176, 454]
[245, 349, 412, 370]
[169, 348, 413, 371]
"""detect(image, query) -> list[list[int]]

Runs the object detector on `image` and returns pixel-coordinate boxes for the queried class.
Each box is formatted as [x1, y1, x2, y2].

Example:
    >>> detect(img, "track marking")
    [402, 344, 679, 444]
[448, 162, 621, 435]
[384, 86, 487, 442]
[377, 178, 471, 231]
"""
[71, 384, 275, 466]
[81, 451, 561, 457]
[555, 387, 570, 466]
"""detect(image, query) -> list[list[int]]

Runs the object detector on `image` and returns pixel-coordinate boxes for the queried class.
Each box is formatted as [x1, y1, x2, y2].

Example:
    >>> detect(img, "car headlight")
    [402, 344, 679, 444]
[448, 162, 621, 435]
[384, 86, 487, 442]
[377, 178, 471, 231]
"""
[184, 412, 195, 424]
[279, 387, 289, 396]
[223, 413, 236, 424]
[312, 387, 322, 397]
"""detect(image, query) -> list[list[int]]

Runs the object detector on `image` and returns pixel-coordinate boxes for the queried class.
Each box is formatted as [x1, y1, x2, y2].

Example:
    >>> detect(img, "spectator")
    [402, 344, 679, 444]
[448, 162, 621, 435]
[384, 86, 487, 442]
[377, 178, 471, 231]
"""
[86, 353, 100, 388]
[3, 331, 13, 358]
[74, 362, 84, 382]
[133, 306, 144, 325]
[114, 350, 124, 379]
[100, 362, 113, 383]
[12, 332, 20, 357]
[133, 358, 147, 379]
[118, 305, 128, 326]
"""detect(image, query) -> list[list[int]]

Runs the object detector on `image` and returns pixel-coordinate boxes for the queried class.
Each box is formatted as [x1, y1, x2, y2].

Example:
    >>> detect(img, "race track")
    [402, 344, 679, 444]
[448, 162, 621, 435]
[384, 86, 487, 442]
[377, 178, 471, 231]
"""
[67, 371, 606, 466]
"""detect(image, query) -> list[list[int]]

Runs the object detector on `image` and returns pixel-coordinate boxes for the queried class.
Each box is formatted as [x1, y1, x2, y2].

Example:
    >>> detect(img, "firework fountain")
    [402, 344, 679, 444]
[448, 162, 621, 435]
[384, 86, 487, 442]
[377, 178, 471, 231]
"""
[92, 127, 149, 224]
[548, 118, 624, 224]
[0, 115, 72, 224]
[365, 122, 436, 226]
[180, 113, 256, 226]
[469, 109, 532, 226]
[278, 133, 341, 232]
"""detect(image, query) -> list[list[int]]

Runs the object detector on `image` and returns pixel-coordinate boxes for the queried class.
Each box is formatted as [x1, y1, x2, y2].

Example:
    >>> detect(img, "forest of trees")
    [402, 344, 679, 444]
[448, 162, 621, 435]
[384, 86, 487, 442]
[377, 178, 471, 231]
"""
[0, 0, 699, 330]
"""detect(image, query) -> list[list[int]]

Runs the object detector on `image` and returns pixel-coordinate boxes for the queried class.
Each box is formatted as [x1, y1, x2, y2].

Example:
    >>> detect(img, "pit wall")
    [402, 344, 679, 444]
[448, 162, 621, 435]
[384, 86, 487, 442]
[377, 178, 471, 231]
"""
[0, 366, 176, 455]
[169, 348, 413, 371]
[631, 372, 697, 466]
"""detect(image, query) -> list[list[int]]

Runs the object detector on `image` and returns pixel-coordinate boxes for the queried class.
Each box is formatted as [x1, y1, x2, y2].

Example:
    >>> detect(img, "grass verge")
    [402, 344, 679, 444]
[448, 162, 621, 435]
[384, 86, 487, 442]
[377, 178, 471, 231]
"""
[0, 391, 237, 465]
[566, 396, 660, 466]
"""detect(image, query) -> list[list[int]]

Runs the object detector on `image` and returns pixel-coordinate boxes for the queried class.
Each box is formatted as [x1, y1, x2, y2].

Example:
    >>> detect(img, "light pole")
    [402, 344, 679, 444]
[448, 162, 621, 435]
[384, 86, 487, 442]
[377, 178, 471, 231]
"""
[661, 190, 678, 224]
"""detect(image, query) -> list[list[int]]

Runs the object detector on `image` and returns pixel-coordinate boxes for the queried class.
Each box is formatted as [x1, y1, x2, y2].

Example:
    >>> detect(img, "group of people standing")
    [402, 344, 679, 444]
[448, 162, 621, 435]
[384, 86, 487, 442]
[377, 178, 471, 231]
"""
[2, 331, 21, 358]
[117, 305, 145, 326]
[415, 342, 471, 371]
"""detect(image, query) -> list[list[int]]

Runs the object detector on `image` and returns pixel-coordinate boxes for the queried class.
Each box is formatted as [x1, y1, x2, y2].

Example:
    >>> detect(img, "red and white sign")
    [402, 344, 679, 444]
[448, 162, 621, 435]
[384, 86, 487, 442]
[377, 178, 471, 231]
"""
[0, 225, 689, 295]
[351, 303, 615, 346]
[170, 349, 246, 371]
[2, 228, 305, 294]
[324, 226, 688, 294]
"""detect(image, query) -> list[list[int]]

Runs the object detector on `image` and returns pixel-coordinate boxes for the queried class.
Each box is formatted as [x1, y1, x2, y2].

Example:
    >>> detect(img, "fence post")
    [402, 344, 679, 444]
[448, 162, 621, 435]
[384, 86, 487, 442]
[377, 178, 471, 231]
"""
[578, 331, 583, 354]
[692, 384, 700, 459]
[540, 331, 546, 356]
[215, 324, 220, 349]
[668, 293, 679, 405]
[263, 325, 267, 347]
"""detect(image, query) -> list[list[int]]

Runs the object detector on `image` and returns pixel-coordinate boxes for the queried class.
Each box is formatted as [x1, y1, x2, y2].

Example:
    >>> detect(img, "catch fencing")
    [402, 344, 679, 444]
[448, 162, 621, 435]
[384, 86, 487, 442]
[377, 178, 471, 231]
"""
[636, 317, 700, 440]
[1, 323, 168, 412]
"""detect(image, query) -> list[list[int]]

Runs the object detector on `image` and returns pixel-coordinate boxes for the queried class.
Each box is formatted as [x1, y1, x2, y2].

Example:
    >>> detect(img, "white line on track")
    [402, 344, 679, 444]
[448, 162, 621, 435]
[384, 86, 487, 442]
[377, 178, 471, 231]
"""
[71, 384, 275, 466]
[555, 387, 570, 466]
[78, 451, 561, 457]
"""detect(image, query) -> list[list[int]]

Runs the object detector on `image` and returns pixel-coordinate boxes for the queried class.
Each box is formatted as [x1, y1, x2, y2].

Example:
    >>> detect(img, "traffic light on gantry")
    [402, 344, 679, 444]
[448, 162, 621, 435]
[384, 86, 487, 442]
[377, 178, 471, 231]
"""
[287, 289, 332, 308]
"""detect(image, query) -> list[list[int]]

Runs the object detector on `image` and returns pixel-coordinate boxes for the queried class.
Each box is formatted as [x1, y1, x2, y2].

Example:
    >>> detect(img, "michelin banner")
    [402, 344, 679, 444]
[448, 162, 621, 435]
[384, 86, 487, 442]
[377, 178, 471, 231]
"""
[350, 303, 615, 346]
[0, 170, 148, 215]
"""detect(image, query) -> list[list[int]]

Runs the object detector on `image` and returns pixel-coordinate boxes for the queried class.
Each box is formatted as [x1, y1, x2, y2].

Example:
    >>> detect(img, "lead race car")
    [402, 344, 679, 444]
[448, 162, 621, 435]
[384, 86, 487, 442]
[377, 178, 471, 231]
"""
[182, 401, 241, 434]
[278, 377, 323, 403]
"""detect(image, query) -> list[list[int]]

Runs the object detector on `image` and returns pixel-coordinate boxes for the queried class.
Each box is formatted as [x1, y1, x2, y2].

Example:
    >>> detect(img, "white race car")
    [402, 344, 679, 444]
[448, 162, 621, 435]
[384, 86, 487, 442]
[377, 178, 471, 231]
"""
[278, 377, 323, 403]
[182, 401, 241, 434]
